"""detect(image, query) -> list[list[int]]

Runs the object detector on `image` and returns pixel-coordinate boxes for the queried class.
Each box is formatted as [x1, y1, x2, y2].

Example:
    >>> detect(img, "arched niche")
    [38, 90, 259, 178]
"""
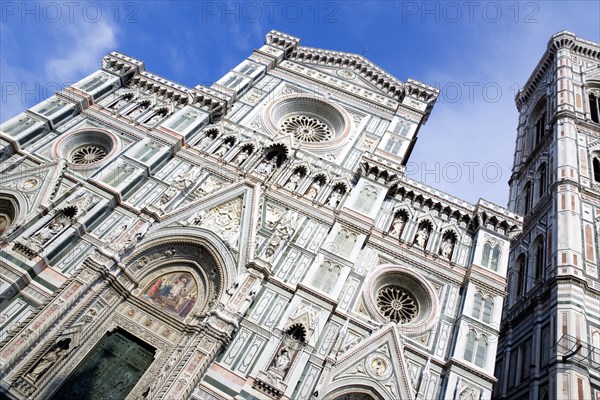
[123, 228, 238, 319]
[0, 191, 26, 236]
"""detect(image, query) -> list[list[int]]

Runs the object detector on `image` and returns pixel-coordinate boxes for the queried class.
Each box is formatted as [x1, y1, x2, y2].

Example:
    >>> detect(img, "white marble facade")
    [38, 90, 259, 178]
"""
[0, 31, 524, 400]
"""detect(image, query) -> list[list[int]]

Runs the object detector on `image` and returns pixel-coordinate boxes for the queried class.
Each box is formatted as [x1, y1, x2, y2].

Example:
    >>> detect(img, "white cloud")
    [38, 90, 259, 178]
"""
[45, 20, 118, 83]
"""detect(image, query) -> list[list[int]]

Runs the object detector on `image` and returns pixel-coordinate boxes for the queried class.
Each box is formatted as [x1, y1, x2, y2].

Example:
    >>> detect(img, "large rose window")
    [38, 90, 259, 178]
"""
[363, 265, 439, 335]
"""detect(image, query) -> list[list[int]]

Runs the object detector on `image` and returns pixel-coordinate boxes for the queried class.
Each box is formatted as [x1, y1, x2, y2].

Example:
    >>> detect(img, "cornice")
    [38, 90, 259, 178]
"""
[516, 32, 600, 108]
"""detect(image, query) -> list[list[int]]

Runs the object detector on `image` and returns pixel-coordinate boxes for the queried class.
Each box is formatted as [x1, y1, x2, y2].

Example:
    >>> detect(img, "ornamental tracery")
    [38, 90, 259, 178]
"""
[264, 94, 351, 147]
[363, 265, 439, 334]
[376, 286, 418, 323]
[280, 115, 332, 142]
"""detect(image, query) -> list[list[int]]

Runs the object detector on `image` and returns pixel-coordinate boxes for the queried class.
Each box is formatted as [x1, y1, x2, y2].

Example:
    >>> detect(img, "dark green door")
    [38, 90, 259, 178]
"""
[51, 329, 155, 400]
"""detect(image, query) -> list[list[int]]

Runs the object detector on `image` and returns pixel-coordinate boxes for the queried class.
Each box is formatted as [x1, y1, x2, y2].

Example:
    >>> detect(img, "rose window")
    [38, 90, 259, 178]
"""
[363, 265, 440, 335]
[376, 286, 418, 323]
[70, 145, 107, 164]
[264, 95, 351, 147]
[52, 128, 120, 170]
[280, 115, 332, 142]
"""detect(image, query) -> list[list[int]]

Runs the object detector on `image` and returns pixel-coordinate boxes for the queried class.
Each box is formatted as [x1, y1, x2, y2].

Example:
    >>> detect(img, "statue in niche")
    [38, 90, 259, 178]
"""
[389, 215, 406, 237]
[256, 157, 278, 176]
[27, 216, 68, 247]
[28, 341, 70, 381]
[110, 97, 129, 110]
[234, 148, 251, 165]
[440, 238, 454, 259]
[128, 103, 148, 118]
[213, 140, 232, 157]
[270, 347, 291, 374]
[327, 188, 343, 207]
[145, 111, 166, 125]
[415, 226, 429, 248]
[197, 132, 216, 150]
[284, 170, 302, 191]
[306, 179, 322, 200]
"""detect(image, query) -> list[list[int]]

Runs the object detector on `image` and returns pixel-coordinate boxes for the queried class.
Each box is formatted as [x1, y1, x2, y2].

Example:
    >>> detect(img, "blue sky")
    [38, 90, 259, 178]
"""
[1, 1, 599, 206]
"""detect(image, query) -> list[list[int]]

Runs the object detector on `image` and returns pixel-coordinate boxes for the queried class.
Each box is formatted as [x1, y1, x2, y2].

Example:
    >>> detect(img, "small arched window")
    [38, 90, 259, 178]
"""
[472, 292, 483, 319]
[312, 262, 341, 292]
[333, 229, 357, 257]
[475, 335, 488, 367]
[482, 298, 493, 323]
[464, 330, 488, 368]
[472, 292, 494, 323]
[593, 157, 600, 183]
[537, 163, 547, 198]
[534, 236, 545, 279]
[482, 242, 501, 271]
[353, 185, 379, 214]
[523, 182, 532, 214]
[517, 256, 527, 296]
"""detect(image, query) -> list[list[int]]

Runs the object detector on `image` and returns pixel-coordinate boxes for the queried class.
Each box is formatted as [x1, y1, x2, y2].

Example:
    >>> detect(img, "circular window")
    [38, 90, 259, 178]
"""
[70, 145, 107, 164]
[280, 115, 332, 142]
[264, 94, 351, 148]
[363, 264, 439, 335]
[53, 128, 120, 170]
[376, 286, 418, 323]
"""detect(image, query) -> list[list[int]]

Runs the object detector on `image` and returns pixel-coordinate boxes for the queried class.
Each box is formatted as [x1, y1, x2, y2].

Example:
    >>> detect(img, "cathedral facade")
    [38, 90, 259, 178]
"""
[0, 30, 522, 399]
[493, 32, 600, 400]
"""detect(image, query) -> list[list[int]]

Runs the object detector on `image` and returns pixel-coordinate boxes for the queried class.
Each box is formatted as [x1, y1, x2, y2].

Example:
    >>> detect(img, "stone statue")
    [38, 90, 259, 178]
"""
[160, 186, 178, 205]
[185, 210, 206, 226]
[235, 148, 251, 165]
[256, 157, 277, 175]
[28, 347, 68, 381]
[129, 103, 148, 117]
[145, 112, 164, 125]
[284, 171, 302, 190]
[327, 188, 342, 207]
[440, 238, 454, 259]
[28, 218, 66, 247]
[390, 216, 406, 237]
[415, 227, 429, 248]
[306, 180, 322, 199]
[197, 176, 222, 196]
[197, 133, 215, 150]
[271, 347, 291, 374]
[110, 97, 129, 110]
[214, 141, 232, 157]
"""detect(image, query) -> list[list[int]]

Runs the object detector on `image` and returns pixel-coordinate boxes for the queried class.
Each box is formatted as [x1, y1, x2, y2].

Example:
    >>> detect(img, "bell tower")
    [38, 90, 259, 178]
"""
[494, 32, 600, 400]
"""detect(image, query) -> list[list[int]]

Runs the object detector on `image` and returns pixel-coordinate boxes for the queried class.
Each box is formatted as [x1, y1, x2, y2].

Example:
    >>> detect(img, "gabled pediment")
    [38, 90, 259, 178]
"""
[320, 323, 415, 400]
[288, 47, 406, 101]
[158, 181, 261, 267]
[0, 161, 70, 227]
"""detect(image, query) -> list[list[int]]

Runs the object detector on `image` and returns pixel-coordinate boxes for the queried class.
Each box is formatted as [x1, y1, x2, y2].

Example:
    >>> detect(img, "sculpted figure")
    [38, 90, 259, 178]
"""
[415, 227, 429, 248]
[440, 238, 454, 259]
[328, 188, 342, 207]
[285, 170, 302, 190]
[271, 347, 291, 374]
[306, 179, 322, 199]
[28, 347, 68, 381]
